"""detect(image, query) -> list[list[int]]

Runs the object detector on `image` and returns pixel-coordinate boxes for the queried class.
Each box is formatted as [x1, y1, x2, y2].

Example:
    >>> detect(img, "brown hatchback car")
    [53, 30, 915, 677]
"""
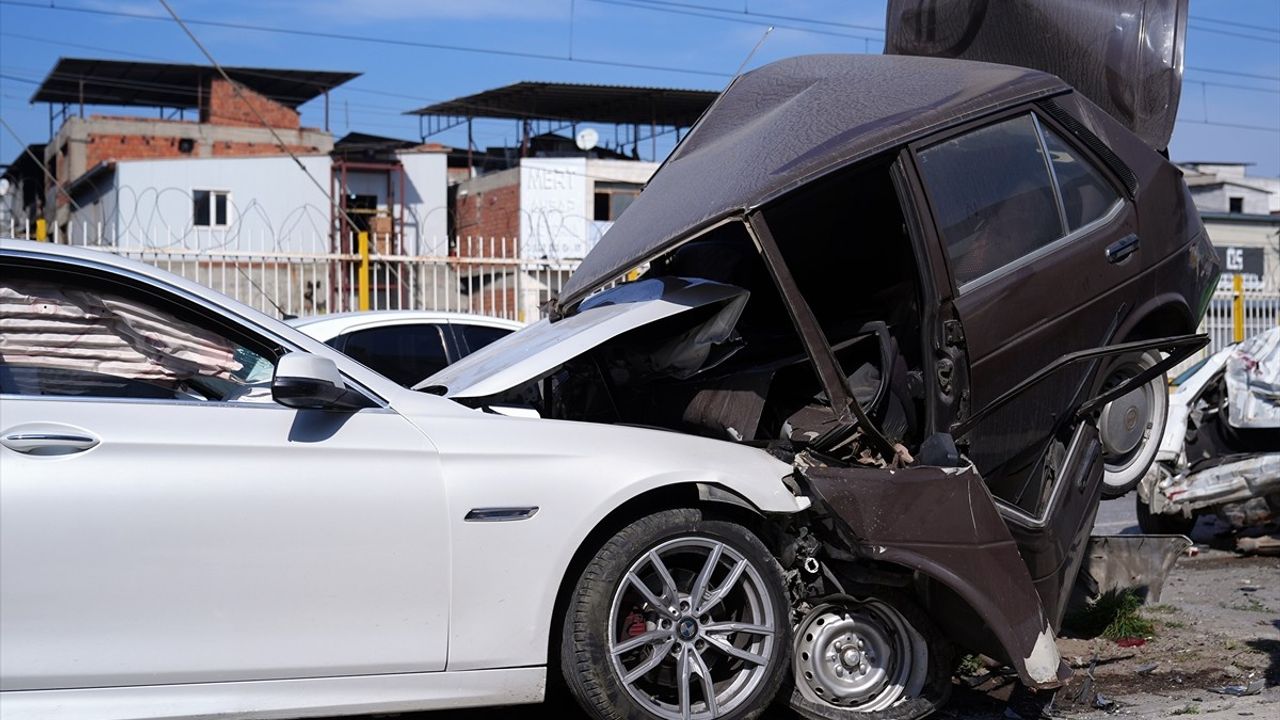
[427, 1, 1220, 717]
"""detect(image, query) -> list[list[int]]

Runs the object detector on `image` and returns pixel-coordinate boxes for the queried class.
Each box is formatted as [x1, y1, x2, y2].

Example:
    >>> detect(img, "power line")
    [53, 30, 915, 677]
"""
[1190, 14, 1280, 35]
[1178, 118, 1280, 134]
[627, 0, 885, 33]
[589, 0, 883, 42]
[0, 0, 734, 79]
[1186, 66, 1280, 82]
[1188, 22, 1280, 44]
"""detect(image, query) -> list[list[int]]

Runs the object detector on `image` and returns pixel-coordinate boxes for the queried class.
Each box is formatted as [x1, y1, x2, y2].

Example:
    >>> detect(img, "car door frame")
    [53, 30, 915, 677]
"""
[900, 101, 1140, 459]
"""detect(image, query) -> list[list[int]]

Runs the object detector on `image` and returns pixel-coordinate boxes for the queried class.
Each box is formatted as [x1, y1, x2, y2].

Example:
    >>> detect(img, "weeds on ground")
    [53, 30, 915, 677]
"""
[1064, 589, 1157, 640]
[1145, 603, 1179, 615]
[956, 654, 983, 676]
[1170, 703, 1201, 715]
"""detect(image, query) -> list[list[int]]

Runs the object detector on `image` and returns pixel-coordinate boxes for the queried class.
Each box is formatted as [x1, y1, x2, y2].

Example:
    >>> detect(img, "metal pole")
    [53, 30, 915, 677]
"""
[359, 230, 371, 311]
[1233, 274, 1245, 343]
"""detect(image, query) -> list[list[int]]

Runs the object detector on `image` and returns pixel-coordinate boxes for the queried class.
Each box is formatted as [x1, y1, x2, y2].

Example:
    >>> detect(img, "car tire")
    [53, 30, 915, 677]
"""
[1097, 350, 1168, 498]
[1135, 492, 1197, 535]
[787, 592, 952, 720]
[561, 507, 791, 720]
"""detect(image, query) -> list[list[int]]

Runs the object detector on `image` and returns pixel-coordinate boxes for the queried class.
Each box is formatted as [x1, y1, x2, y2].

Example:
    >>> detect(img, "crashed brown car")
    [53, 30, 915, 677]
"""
[425, 0, 1218, 717]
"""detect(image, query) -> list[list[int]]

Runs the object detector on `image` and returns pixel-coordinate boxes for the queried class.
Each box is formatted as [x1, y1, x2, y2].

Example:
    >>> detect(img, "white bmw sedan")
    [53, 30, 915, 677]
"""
[0, 240, 807, 720]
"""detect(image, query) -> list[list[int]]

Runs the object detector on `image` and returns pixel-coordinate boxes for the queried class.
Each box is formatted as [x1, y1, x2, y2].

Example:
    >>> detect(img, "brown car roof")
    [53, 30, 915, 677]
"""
[559, 54, 1068, 306]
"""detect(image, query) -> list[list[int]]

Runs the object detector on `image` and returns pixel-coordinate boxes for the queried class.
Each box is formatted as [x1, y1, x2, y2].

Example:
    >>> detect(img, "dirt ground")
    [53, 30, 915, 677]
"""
[942, 547, 1280, 720]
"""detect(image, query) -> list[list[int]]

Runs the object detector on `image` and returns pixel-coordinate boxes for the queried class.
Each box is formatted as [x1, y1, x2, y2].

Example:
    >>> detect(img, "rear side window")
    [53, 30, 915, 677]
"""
[339, 324, 450, 387]
[918, 113, 1120, 288]
[458, 324, 513, 354]
[1041, 127, 1120, 231]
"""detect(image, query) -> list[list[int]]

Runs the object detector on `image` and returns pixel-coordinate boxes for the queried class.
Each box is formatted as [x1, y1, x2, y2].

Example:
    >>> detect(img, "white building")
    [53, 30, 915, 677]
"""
[67, 149, 449, 253]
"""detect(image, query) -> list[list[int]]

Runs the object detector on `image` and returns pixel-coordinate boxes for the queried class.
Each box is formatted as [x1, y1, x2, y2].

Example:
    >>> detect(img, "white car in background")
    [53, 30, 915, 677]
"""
[0, 239, 806, 720]
[286, 311, 523, 387]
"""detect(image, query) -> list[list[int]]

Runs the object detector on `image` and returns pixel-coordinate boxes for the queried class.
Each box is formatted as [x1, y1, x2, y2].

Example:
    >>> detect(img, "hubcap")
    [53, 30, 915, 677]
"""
[793, 601, 927, 713]
[1100, 384, 1150, 457]
[608, 537, 776, 720]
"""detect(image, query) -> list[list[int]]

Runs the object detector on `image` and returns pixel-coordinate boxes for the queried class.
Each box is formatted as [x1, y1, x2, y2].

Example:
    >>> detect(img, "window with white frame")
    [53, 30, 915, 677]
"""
[193, 190, 230, 227]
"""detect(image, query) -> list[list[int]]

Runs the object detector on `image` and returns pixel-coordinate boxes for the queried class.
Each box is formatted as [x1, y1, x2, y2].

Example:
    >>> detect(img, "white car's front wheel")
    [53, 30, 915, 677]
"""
[561, 508, 790, 720]
[1098, 350, 1168, 498]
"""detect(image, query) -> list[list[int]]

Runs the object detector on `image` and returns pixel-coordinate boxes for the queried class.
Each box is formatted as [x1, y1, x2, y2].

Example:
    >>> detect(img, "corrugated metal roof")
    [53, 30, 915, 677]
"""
[406, 81, 719, 127]
[31, 58, 359, 110]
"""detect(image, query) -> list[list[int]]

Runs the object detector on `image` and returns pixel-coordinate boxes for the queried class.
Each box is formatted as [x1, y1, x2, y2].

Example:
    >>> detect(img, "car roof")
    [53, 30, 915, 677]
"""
[559, 54, 1067, 306]
[286, 310, 524, 342]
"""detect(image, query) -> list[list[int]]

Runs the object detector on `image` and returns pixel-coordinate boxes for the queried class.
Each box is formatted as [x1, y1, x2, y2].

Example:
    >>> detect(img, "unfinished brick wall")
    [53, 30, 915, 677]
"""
[454, 183, 520, 251]
[203, 78, 300, 129]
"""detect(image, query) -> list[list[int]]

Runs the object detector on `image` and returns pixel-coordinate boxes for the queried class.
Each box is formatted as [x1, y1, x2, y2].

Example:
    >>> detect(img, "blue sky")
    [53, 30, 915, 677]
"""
[1, 0, 1278, 176]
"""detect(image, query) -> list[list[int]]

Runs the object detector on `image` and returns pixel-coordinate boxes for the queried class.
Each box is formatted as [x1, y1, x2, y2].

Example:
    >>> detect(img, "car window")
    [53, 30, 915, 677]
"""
[0, 276, 276, 402]
[458, 324, 514, 354]
[340, 324, 450, 387]
[1041, 127, 1120, 231]
[918, 114, 1064, 287]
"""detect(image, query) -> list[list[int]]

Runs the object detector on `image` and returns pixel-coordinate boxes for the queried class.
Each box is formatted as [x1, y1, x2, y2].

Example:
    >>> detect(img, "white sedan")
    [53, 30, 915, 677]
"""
[286, 311, 523, 388]
[0, 239, 806, 720]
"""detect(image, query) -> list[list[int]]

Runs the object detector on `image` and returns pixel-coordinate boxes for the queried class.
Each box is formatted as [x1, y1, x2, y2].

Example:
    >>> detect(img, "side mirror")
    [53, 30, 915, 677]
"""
[272, 353, 374, 412]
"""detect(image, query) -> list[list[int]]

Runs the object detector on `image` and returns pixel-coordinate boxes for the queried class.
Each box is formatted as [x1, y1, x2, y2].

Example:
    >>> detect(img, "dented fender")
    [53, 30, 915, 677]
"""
[800, 464, 1070, 688]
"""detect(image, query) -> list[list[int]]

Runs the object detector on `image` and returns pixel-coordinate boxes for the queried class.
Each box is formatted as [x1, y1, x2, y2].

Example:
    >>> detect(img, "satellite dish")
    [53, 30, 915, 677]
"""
[575, 127, 599, 152]
[0, 178, 10, 196]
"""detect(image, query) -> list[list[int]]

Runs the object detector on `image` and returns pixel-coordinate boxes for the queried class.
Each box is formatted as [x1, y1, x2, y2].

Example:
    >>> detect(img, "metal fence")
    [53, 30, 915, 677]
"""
[5, 219, 1276, 347]
[4, 219, 579, 322]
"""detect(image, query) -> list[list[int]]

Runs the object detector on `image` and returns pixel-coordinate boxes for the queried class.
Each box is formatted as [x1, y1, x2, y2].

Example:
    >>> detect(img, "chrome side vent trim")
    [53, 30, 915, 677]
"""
[464, 507, 540, 522]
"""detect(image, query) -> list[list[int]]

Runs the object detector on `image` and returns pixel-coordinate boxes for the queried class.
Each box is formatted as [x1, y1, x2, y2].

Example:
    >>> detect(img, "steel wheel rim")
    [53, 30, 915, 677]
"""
[793, 600, 927, 712]
[607, 536, 777, 720]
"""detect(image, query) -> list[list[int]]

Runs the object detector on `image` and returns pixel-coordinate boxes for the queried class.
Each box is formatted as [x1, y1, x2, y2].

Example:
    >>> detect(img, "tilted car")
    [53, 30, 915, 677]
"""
[285, 311, 522, 387]
[424, 0, 1217, 717]
[0, 2, 1219, 720]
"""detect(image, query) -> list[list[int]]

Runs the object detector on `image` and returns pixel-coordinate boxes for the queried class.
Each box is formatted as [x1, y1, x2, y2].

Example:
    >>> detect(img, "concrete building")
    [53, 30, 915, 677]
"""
[1174, 162, 1279, 292]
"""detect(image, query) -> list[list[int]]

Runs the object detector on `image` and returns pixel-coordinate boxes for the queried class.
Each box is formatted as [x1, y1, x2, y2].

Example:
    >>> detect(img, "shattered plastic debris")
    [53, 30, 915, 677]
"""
[1209, 678, 1265, 697]
[1092, 693, 1116, 712]
[1134, 662, 1159, 675]
[1114, 637, 1146, 648]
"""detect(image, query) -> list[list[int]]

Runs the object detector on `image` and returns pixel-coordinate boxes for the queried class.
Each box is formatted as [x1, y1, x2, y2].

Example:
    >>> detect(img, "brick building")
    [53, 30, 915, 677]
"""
[30, 58, 356, 238]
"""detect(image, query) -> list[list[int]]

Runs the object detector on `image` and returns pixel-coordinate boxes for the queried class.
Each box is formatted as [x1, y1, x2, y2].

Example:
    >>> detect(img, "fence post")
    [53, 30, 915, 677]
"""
[1232, 274, 1245, 343]
[358, 230, 370, 311]
[35, 218, 47, 242]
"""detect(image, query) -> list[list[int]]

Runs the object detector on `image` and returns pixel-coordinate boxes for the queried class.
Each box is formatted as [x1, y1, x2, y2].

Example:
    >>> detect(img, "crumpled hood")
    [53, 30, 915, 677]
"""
[417, 277, 748, 400]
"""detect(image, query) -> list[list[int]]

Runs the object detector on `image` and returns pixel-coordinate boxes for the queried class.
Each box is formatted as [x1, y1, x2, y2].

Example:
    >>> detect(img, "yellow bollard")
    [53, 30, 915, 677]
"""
[358, 231, 370, 312]
[35, 218, 47, 242]
[1232, 274, 1245, 343]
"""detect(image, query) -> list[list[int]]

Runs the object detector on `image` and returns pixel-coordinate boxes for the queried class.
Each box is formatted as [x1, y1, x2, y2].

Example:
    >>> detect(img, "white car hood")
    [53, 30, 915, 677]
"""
[416, 277, 748, 399]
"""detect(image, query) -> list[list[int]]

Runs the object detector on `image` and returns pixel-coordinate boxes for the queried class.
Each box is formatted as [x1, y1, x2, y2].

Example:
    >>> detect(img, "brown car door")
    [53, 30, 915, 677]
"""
[910, 108, 1142, 620]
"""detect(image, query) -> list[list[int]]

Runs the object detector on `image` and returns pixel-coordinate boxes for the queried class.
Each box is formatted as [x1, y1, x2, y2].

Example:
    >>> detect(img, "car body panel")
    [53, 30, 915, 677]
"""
[886, 0, 1187, 151]
[286, 310, 523, 345]
[799, 461, 1069, 687]
[0, 397, 451, 689]
[555, 54, 1068, 307]
[0, 667, 545, 720]
[421, 277, 749, 399]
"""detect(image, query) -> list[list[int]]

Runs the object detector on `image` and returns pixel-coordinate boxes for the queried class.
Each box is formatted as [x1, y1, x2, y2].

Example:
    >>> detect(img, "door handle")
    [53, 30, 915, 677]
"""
[1, 423, 100, 456]
[1105, 234, 1139, 264]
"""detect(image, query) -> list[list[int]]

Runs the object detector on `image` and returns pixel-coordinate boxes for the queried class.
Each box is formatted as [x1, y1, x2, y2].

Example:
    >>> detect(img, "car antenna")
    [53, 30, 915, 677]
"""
[732, 26, 775, 82]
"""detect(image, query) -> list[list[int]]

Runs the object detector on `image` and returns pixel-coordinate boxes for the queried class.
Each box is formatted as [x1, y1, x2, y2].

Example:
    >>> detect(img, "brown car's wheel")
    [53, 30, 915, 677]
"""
[561, 508, 791, 720]
[788, 593, 952, 720]
[1097, 350, 1168, 498]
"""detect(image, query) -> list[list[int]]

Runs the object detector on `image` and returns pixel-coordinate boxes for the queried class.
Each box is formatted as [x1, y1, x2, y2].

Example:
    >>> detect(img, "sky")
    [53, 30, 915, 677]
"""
[1, 0, 1278, 176]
